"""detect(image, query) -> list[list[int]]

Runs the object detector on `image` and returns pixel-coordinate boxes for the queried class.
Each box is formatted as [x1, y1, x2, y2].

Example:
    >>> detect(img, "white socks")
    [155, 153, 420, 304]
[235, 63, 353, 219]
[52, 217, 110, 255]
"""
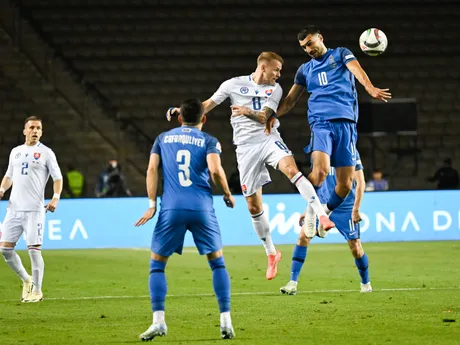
[28, 248, 44, 293]
[220, 311, 232, 328]
[0, 247, 30, 282]
[251, 211, 276, 255]
[291, 173, 327, 217]
[153, 311, 165, 324]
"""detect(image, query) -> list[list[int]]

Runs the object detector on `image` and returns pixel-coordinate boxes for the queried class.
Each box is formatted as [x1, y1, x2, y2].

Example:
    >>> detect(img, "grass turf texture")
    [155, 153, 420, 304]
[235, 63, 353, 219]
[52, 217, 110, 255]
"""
[0, 241, 459, 345]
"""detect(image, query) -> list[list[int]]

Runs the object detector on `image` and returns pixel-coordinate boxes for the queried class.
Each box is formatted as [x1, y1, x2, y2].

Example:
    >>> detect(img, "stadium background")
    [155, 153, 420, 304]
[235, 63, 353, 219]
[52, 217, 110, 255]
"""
[1, 0, 459, 197]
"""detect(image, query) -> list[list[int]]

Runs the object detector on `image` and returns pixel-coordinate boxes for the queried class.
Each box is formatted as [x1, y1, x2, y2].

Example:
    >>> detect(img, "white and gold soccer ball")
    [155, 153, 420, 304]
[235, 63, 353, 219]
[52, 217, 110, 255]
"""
[359, 28, 388, 56]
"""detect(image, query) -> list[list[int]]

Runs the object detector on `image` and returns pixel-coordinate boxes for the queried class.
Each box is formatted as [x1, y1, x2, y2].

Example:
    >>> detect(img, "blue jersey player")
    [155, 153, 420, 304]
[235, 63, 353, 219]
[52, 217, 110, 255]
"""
[280, 151, 372, 295]
[267, 25, 390, 232]
[135, 99, 236, 341]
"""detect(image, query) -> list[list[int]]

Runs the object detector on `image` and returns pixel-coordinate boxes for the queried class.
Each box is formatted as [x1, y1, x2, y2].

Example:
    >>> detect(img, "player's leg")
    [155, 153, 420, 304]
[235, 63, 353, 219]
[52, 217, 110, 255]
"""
[245, 190, 282, 280]
[277, 154, 333, 229]
[266, 133, 334, 230]
[139, 251, 170, 341]
[348, 238, 371, 293]
[190, 211, 234, 339]
[280, 229, 312, 295]
[324, 121, 358, 213]
[22, 211, 45, 303]
[0, 211, 32, 301]
[140, 210, 187, 341]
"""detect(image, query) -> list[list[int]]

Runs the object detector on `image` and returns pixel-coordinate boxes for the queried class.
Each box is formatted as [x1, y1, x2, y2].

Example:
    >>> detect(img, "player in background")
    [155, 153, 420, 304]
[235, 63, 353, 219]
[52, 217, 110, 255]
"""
[136, 99, 236, 341]
[0, 116, 63, 303]
[266, 25, 391, 233]
[280, 151, 372, 295]
[167, 52, 334, 280]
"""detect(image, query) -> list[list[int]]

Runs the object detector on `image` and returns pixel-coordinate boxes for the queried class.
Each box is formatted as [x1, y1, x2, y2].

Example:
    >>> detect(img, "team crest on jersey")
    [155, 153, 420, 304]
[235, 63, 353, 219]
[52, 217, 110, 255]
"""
[15, 152, 21, 159]
[34, 153, 41, 160]
[265, 89, 273, 96]
[328, 55, 337, 69]
[240, 87, 249, 94]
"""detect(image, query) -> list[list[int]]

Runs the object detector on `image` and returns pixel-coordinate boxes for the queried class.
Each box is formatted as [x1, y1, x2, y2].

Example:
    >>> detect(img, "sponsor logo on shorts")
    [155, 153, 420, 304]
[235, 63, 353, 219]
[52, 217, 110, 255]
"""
[241, 184, 247, 194]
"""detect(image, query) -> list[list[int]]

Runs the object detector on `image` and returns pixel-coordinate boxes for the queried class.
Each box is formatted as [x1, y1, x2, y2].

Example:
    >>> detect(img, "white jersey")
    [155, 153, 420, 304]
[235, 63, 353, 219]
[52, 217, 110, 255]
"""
[211, 74, 282, 145]
[5, 142, 62, 211]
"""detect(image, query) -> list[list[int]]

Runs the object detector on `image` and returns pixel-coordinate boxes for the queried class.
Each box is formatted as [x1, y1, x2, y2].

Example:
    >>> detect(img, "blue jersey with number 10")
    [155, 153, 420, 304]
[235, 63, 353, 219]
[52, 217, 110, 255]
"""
[151, 126, 221, 212]
[295, 47, 358, 125]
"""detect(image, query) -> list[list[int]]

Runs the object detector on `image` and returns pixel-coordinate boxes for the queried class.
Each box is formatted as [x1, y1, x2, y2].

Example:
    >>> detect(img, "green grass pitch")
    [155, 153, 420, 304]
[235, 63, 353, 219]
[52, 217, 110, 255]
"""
[0, 241, 459, 345]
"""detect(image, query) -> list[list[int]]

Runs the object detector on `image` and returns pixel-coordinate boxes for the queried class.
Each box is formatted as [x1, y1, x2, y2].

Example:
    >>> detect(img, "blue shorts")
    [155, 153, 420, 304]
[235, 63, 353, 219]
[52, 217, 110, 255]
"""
[151, 209, 222, 257]
[304, 120, 357, 167]
[329, 206, 360, 241]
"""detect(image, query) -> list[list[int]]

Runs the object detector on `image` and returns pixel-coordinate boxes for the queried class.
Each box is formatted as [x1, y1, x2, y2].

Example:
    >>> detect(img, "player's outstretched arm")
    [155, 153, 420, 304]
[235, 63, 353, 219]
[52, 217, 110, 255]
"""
[277, 84, 305, 117]
[206, 153, 235, 208]
[352, 169, 366, 223]
[45, 179, 62, 213]
[135, 153, 160, 226]
[346, 60, 391, 102]
[166, 98, 218, 121]
[0, 176, 13, 199]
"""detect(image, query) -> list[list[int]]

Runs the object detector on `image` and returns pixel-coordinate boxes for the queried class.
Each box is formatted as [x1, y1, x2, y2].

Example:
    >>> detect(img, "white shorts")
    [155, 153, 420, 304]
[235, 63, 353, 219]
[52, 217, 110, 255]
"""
[236, 132, 292, 196]
[0, 210, 45, 246]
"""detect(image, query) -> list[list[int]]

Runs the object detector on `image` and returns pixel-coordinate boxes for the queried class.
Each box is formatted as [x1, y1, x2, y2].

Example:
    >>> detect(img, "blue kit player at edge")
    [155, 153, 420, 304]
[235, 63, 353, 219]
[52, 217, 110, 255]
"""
[280, 151, 372, 295]
[135, 99, 236, 341]
[267, 25, 391, 233]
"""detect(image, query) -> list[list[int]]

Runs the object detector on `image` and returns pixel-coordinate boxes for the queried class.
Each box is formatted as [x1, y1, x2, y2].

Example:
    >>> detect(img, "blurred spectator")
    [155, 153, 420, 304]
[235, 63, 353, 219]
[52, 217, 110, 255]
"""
[365, 169, 389, 191]
[63, 164, 85, 198]
[427, 158, 459, 190]
[228, 168, 241, 194]
[96, 159, 132, 197]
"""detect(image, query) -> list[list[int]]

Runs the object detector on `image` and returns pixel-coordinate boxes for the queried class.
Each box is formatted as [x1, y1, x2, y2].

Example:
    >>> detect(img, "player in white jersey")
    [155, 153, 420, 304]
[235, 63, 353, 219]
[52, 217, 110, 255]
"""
[167, 52, 334, 280]
[0, 116, 63, 302]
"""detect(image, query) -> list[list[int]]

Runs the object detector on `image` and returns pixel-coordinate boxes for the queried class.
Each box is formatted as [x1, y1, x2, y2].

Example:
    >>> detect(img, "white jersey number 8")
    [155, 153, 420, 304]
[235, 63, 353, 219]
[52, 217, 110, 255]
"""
[176, 150, 193, 187]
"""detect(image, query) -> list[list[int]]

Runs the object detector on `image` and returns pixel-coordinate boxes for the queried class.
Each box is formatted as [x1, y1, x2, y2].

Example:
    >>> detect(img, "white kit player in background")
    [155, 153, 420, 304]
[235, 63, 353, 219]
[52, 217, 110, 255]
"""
[167, 52, 334, 280]
[0, 116, 63, 303]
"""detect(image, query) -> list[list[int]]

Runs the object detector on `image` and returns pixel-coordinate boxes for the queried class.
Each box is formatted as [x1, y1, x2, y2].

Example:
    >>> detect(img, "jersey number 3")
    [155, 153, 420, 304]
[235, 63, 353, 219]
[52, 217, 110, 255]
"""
[176, 150, 193, 187]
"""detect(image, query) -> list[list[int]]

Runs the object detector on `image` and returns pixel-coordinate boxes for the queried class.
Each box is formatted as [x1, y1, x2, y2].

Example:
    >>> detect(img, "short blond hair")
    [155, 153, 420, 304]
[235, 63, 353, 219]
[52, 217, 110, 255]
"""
[257, 52, 284, 65]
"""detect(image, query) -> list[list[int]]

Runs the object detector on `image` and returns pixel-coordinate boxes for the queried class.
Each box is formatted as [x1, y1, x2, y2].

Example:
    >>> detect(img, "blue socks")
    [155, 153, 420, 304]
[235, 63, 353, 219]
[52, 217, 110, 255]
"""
[290, 245, 308, 282]
[208, 256, 231, 313]
[326, 189, 346, 211]
[355, 253, 370, 284]
[149, 259, 167, 312]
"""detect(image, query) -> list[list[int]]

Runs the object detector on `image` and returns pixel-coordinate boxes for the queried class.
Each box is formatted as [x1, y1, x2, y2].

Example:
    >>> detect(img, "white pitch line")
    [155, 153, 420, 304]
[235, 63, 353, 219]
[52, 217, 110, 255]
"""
[2, 286, 459, 303]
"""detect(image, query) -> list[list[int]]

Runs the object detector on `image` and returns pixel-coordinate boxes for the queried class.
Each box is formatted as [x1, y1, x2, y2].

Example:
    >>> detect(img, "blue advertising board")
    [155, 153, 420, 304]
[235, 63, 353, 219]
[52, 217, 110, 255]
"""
[1, 190, 459, 250]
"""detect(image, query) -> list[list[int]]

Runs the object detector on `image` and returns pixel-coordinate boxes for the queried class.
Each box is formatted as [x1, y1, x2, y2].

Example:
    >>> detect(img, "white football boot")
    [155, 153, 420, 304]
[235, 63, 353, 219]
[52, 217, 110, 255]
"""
[280, 280, 298, 295]
[139, 322, 167, 341]
[360, 282, 373, 293]
[21, 275, 33, 302]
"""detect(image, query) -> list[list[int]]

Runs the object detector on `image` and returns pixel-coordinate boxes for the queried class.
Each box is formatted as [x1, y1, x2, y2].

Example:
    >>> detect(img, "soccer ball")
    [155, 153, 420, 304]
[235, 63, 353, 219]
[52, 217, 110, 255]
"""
[359, 28, 388, 56]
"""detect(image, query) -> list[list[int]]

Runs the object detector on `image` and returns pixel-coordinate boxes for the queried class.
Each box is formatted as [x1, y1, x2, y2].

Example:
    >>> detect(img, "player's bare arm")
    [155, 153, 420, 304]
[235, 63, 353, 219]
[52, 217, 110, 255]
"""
[135, 153, 160, 226]
[346, 60, 391, 102]
[231, 105, 273, 125]
[45, 179, 63, 213]
[206, 153, 235, 208]
[352, 169, 366, 223]
[277, 84, 305, 117]
[166, 99, 218, 121]
[0, 176, 13, 199]
[265, 84, 305, 134]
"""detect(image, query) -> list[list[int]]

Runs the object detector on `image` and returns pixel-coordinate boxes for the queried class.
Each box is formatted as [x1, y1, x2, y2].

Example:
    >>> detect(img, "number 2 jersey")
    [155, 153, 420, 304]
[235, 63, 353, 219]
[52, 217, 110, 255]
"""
[294, 47, 358, 125]
[5, 142, 62, 211]
[211, 74, 283, 145]
[151, 126, 222, 211]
